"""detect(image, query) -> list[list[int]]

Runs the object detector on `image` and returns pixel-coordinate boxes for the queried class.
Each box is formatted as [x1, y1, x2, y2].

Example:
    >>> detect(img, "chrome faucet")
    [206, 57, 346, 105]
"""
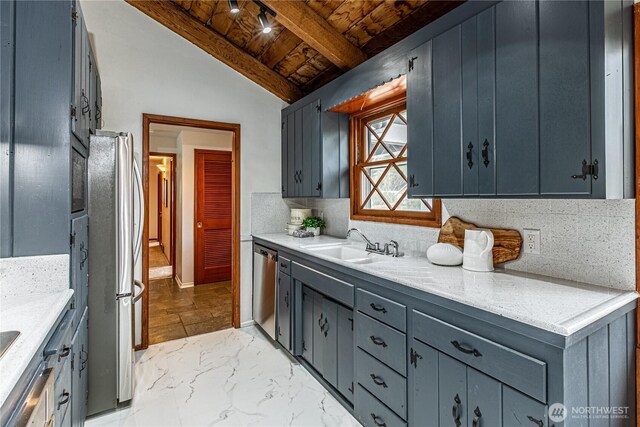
[346, 228, 403, 257]
[346, 228, 376, 251]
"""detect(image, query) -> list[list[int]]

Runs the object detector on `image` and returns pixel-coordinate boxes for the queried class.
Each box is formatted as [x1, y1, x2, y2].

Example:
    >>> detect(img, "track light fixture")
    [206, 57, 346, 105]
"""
[227, 0, 240, 14]
[257, 9, 272, 34]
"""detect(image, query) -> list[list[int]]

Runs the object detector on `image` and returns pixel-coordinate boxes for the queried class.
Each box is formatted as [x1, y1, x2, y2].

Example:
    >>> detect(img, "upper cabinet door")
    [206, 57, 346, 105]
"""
[538, 0, 591, 196]
[301, 99, 321, 198]
[432, 26, 464, 197]
[281, 115, 288, 197]
[495, 0, 538, 196]
[476, 7, 496, 196]
[461, 17, 479, 196]
[406, 41, 434, 198]
[71, 1, 86, 146]
[294, 108, 303, 197]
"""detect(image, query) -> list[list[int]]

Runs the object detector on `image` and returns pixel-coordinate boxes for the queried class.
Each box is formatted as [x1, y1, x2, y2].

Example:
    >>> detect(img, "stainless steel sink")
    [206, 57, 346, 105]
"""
[0, 330, 20, 358]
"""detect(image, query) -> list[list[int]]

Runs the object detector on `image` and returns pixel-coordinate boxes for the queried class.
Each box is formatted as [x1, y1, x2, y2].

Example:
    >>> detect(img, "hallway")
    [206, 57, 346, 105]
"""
[149, 245, 232, 345]
[149, 244, 172, 280]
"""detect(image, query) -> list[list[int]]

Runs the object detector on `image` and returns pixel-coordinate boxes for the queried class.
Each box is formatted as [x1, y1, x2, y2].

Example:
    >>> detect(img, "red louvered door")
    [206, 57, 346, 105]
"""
[194, 150, 232, 285]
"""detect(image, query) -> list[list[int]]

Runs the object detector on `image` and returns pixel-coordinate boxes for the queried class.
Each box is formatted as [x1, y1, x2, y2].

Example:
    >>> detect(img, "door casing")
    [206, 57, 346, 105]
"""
[141, 114, 241, 351]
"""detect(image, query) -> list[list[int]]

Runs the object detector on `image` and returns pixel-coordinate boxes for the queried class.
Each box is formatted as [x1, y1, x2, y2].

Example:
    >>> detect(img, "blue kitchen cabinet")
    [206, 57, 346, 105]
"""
[255, 237, 636, 427]
[407, 0, 632, 199]
[276, 272, 292, 352]
[297, 274, 354, 405]
[281, 100, 349, 199]
[336, 304, 354, 404]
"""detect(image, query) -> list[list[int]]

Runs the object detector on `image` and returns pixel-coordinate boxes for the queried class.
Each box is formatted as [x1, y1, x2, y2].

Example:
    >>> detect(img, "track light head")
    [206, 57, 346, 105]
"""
[228, 0, 240, 14]
[258, 9, 272, 34]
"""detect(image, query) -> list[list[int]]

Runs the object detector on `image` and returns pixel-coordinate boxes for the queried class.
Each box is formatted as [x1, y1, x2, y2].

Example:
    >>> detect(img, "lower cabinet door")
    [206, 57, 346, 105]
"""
[336, 304, 354, 403]
[320, 297, 338, 388]
[312, 290, 325, 375]
[502, 386, 547, 427]
[355, 385, 407, 427]
[438, 352, 468, 427]
[71, 308, 88, 427]
[467, 367, 502, 427]
[70, 215, 89, 319]
[302, 286, 314, 363]
[276, 273, 292, 352]
[410, 339, 439, 426]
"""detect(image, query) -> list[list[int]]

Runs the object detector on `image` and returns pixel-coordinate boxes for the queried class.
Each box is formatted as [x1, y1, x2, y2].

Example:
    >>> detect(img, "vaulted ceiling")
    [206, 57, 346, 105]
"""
[126, 0, 463, 103]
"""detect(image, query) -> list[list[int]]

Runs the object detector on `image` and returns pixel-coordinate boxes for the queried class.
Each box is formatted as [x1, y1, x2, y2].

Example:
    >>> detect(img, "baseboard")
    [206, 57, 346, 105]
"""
[175, 275, 194, 289]
[240, 320, 256, 328]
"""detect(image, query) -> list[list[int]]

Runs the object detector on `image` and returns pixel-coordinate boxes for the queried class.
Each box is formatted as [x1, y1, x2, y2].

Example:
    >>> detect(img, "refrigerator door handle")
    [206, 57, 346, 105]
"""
[133, 280, 145, 303]
[132, 159, 144, 264]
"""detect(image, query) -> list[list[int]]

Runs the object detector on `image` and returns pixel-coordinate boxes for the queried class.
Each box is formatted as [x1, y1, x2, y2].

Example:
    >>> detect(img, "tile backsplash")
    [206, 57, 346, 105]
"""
[251, 193, 635, 291]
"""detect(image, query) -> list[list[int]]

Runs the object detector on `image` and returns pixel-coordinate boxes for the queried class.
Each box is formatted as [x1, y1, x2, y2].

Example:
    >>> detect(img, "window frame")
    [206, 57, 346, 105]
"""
[349, 96, 441, 228]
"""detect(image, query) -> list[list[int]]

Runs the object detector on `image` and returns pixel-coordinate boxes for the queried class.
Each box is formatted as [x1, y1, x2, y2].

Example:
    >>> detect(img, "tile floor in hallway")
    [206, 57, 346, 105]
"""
[149, 244, 173, 280]
[85, 327, 360, 427]
[148, 247, 233, 345]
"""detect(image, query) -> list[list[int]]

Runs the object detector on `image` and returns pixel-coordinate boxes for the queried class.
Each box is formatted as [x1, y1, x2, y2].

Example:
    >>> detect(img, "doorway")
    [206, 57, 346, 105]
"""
[149, 153, 175, 281]
[140, 114, 241, 350]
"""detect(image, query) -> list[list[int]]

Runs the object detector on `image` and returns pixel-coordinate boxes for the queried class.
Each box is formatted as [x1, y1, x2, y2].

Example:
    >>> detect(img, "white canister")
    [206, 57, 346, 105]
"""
[290, 208, 312, 225]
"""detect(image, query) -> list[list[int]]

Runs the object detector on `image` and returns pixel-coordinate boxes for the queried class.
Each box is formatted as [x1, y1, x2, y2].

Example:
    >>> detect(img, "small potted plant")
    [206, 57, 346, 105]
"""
[302, 217, 326, 236]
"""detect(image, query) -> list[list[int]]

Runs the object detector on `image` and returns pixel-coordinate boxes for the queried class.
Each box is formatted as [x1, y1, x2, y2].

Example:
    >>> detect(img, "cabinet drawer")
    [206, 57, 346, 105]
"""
[356, 348, 407, 419]
[292, 262, 354, 307]
[278, 256, 291, 275]
[413, 310, 547, 402]
[355, 385, 407, 427]
[54, 359, 71, 427]
[356, 312, 406, 376]
[356, 288, 406, 332]
[44, 310, 74, 382]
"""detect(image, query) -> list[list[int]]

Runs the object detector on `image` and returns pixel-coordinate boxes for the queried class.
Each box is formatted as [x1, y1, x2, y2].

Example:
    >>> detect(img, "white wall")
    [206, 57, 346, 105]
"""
[175, 130, 232, 286]
[82, 0, 286, 329]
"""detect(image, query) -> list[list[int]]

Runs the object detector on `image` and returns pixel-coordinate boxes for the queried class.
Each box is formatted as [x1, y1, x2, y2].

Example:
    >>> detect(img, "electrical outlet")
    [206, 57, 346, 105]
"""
[523, 229, 541, 255]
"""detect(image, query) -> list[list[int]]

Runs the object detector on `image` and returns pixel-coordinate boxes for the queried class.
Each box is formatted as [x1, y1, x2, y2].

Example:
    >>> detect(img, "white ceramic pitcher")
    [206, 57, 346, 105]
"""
[462, 229, 494, 272]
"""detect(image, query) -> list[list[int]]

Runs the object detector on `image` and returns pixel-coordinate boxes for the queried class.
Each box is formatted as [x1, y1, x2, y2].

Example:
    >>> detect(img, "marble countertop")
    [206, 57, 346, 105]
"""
[0, 254, 72, 408]
[253, 233, 638, 336]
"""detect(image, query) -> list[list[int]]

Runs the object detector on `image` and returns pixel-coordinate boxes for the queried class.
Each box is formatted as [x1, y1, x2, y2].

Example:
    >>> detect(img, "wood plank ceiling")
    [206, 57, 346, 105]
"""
[127, 0, 463, 103]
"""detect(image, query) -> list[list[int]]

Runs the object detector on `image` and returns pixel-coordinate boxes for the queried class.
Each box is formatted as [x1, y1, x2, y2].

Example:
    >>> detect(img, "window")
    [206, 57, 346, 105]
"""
[350, 97, 441, 227]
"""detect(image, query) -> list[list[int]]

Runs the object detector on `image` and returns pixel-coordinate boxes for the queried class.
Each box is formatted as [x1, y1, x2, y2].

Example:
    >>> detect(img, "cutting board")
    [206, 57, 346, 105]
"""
[437, 217, 522, 264]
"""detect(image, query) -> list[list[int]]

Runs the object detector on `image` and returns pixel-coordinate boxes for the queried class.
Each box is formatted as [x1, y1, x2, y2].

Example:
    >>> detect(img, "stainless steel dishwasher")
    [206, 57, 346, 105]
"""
[253, 244, 277, 339]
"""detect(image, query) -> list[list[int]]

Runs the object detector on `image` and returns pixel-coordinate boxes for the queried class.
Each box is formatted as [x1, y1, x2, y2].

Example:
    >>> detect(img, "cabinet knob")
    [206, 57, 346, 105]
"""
[197, 222, 202, 229]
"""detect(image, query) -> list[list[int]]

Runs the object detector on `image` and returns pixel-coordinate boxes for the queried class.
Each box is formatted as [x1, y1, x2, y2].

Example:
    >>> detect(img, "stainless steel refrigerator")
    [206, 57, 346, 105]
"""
[87, 131, 144, 415]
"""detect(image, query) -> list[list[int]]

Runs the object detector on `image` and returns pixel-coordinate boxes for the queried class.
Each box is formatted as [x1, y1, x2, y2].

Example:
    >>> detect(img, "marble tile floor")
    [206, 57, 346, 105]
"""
[149, 277, 232, 345]
[85, 327, 361, 427]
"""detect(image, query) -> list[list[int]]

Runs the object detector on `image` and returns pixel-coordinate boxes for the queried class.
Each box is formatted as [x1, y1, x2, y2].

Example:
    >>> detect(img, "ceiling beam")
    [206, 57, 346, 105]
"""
[126, 0, 303, 103]
[261, 0, 367, 70]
